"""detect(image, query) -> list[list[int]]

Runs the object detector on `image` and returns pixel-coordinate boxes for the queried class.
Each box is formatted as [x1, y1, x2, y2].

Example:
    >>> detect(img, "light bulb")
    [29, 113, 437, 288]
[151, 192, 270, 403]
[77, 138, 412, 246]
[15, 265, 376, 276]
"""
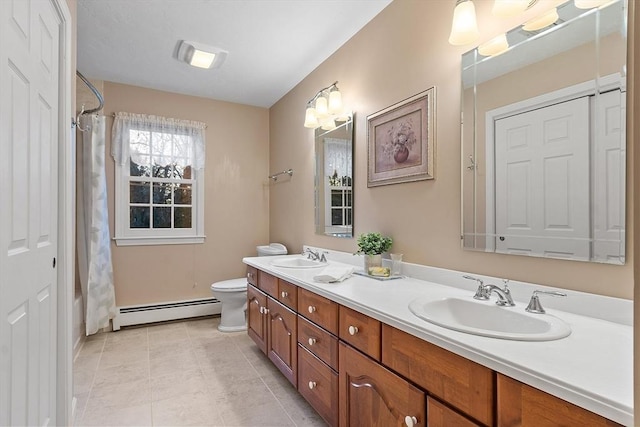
[304, 107, 319, 128]
[522, 8, 559, 31]
[478, 33, 509, 56]
[328, 89, 343, 114]
[492, 0, 528, 18]
[315, 96, 328, 117]
[448, 0, 480, 46]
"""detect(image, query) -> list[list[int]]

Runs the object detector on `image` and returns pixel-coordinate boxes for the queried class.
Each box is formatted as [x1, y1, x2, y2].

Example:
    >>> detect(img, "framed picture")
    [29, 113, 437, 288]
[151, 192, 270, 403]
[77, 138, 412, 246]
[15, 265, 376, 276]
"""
[367, 88, 436, 187]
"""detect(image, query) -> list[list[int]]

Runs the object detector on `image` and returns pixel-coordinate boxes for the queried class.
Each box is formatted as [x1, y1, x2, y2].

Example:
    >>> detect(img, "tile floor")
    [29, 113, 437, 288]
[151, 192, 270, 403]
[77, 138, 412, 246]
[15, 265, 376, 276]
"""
[73, 316, 327, 426]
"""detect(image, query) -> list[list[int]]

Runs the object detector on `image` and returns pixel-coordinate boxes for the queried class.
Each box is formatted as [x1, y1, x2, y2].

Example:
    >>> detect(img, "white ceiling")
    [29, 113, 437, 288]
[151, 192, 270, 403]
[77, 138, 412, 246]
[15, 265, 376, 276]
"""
[77, 0, 392, 108]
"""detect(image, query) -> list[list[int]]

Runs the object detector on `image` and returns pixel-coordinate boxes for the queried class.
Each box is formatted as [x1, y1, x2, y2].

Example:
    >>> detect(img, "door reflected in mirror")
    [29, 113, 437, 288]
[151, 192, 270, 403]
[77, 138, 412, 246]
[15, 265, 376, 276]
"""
[461, 0, 626, 264]
[315, 117, 354, 238]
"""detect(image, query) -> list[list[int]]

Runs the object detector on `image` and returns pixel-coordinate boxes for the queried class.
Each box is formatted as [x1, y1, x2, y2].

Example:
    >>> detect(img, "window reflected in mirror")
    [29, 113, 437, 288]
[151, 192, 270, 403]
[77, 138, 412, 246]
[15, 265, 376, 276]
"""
[315, 117, 354, 238]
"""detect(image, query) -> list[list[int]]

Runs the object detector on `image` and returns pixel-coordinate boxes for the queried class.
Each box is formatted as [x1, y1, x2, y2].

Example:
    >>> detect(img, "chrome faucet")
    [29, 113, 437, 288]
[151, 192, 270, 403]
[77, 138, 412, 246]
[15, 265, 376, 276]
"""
[463, 275, 488, 300]
[483, 282, 515, 307]
[303, 248, 328, 262]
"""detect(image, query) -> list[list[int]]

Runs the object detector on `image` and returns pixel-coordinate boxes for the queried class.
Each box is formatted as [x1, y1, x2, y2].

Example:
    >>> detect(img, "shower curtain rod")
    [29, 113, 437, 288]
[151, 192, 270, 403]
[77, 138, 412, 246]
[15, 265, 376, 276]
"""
[76, 70, 104, 115]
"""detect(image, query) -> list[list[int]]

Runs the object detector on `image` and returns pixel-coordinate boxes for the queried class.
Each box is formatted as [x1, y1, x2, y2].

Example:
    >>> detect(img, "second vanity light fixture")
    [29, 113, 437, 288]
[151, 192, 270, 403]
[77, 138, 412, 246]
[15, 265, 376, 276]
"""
[449, 0, 614, 53]
[303, 81, 351, 130]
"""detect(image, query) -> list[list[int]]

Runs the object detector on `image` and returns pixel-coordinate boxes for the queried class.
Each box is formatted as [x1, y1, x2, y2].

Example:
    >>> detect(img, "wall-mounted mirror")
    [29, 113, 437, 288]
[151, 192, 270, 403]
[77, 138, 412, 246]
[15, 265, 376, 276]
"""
[461, 0, 626, 264]
[315, 117, 354, 238]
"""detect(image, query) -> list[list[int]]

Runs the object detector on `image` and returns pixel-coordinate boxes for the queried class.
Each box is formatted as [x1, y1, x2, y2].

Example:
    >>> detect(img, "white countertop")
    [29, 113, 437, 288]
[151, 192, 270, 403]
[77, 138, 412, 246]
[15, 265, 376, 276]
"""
[243, 249, 633, 426]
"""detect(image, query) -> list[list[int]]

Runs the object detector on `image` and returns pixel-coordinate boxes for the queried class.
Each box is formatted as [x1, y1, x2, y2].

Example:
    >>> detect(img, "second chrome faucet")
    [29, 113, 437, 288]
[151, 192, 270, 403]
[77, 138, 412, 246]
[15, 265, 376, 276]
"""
[463, 275, 515, 307]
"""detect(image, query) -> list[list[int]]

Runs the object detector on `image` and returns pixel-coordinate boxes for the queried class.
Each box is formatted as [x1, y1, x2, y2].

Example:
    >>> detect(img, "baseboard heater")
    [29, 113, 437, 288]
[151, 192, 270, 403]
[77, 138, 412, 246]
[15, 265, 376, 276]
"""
[112, 297, 221, 330]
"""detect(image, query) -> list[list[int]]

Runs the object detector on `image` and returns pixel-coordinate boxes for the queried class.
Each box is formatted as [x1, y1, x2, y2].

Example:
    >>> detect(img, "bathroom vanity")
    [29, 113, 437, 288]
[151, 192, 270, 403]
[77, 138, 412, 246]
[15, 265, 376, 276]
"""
[243, 250, 632, 426]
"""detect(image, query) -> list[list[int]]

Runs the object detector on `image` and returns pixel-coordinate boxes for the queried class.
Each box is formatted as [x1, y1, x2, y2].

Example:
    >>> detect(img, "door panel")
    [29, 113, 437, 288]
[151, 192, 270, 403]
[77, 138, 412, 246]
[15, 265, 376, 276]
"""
[495, 96, 590, 259]
[0, 0, 60, 424]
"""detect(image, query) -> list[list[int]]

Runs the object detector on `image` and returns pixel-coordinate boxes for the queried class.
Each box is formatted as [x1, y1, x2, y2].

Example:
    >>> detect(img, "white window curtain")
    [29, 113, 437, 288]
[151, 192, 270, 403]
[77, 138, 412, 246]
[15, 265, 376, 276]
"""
[111, 112, 207, 169]
[324, 138, 352, 178]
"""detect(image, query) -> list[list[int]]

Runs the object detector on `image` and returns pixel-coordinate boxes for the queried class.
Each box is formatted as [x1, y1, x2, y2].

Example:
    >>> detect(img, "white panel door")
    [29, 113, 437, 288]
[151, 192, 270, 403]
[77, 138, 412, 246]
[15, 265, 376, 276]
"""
[0, 0, 61, 425]
[495, 97, 590, 259]
[593, 90, 625, 263]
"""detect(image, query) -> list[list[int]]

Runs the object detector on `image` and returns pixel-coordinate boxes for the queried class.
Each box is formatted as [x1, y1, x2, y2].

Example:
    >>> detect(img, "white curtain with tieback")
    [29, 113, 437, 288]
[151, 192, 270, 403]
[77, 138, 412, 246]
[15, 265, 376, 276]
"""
[77, 114, 117, 335]
[111, 112, 206, 170]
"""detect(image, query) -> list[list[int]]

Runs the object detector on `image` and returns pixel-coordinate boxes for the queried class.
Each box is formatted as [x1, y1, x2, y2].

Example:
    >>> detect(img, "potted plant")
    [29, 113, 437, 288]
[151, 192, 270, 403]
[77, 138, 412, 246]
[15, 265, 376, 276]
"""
[356, 232, 393, 276]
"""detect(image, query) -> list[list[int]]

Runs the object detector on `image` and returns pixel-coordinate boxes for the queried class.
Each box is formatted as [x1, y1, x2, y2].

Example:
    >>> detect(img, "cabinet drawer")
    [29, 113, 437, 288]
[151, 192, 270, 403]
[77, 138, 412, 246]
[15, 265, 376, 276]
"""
[278, 279, 298, 311]
[246, 265, 258, 286]
[258, 270, 278, 298]
[382, 325, 494, 426]
[298, 315, 338, 371]
[339, 306, 381, 361]
[497, 374, 623, 427]
[298, 345, 338, 427]
[428, 397, 481, 427]
[298, 288, 338, 335]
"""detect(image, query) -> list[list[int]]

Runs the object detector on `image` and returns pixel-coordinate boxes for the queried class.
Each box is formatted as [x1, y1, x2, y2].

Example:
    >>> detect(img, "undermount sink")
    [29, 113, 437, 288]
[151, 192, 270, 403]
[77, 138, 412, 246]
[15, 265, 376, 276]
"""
[408, 296, 571, 341]
[271, 257, 325, 269]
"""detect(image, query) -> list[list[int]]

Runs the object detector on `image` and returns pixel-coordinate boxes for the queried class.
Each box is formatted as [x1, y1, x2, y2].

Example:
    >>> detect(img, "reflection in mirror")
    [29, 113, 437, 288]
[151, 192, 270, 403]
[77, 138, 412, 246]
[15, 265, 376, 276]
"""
[315, 117, 354, 238]
[461, 0, 626, 264]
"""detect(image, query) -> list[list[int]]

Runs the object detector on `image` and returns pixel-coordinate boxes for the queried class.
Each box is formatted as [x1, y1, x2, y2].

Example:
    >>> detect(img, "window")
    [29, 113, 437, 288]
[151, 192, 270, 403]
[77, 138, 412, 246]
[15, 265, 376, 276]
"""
[112, 112, 206, 246]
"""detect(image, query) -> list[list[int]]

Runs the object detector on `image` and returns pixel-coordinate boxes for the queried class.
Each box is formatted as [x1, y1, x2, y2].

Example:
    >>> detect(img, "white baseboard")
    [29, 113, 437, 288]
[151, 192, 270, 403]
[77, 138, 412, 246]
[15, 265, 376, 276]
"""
[112, 297, 221, 330]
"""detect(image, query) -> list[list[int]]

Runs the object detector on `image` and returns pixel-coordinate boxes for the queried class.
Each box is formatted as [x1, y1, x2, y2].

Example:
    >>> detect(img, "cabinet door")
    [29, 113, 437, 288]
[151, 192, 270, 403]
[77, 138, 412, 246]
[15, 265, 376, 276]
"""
[267, 297, 298, 386]
[497, 374, 623, 427]
[247, 284, 267, 354]
[339, 342, 425, 427]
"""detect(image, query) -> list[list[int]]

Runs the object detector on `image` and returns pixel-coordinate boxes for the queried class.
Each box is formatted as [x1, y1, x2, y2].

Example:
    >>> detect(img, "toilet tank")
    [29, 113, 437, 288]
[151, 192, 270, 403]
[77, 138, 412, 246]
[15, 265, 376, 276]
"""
[256, 243, 287, 257]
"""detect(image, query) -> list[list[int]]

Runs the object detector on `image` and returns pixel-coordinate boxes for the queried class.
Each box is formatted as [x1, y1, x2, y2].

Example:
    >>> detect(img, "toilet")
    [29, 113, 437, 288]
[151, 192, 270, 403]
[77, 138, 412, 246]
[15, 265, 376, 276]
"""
[211, 243, 287, 332]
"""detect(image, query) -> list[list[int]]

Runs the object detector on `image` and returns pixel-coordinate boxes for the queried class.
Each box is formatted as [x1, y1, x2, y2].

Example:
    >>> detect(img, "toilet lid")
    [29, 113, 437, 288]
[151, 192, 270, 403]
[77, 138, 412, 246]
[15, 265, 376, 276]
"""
[211, 278, 247, 292]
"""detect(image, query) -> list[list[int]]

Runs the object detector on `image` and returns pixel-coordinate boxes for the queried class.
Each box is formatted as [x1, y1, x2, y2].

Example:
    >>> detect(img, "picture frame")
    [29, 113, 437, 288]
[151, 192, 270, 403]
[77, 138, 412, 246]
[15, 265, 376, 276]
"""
[367, 87, 436, 187]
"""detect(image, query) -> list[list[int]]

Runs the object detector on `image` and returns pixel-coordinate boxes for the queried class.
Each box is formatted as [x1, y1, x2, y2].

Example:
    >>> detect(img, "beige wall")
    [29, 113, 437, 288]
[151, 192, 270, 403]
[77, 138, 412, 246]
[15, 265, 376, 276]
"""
[268, 0, 633, 299]
[101, 83, 270, 306]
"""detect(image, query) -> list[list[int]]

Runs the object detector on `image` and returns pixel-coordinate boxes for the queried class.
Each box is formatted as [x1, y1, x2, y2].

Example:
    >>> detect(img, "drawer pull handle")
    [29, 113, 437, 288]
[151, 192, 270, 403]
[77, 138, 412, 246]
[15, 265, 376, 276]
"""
[348, 325, 359, 335]
[308, 338, 316, 346]
[281, 291, 288, 298]
[247, 272, 253, 279]
[308, 381, 317, 390]
[404, 416, 418, 427]
[308, 306, 316, 314]
[259, 307, 269, 315]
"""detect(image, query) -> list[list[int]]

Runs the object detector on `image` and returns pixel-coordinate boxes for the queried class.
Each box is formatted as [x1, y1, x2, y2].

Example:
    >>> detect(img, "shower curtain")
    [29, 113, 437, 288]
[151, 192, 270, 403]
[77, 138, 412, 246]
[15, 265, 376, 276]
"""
[77, 114, 116, 335]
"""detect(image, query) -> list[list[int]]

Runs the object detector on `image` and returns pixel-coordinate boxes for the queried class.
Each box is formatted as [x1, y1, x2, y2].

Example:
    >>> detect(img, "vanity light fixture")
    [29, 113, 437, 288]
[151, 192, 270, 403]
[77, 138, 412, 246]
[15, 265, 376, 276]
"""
[478, 33, 509, 56]
[574, 0, 613, 8]
[177, 40, 228, 69]
[449, 0, 538, 46]
[303, 81, 351, 130]
[522, 7, 559, 31]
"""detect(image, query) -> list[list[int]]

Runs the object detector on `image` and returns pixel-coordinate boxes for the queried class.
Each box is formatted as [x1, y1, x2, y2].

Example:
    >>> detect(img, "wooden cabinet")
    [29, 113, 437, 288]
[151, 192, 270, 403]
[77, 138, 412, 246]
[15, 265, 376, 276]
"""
[298, 288, 339, 335]
[278, 278, 298, 311]
[298, 345, 339, 426]
[298, 315, 339, 371]
[258, 270, 278, 298]
[428, 397, 481, 427]
[382, 325, 494, 426]
[247, 266, 621, 427]
[339, 305, 381, 361]
[497, 374, 623, 427]
[266, 297, 298, 386]
[339, 342, 426, 427]
[247, 284, 267, 354]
